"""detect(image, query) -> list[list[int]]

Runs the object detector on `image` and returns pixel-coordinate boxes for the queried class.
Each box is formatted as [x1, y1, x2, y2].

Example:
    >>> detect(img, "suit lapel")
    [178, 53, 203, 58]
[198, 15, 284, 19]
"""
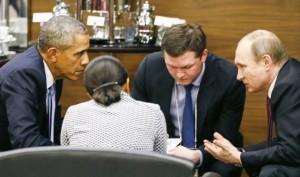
[195, 65, 216, 136]
[159, 68, 174, 117]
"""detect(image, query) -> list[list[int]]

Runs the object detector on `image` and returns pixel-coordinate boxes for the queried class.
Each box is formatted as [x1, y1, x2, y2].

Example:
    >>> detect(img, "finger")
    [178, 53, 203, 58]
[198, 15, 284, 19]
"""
[204, 146, 213, 154]
[203, 140, 214, 148]
[213, 139, 227, 149]
[213, 132, 224, 139]
[167, 150, 174, 154]
[203, 139, 211, 144]
[204, 145, 215, 153]
[204, 141, 220, 152]
[204, 145, 219, 158]
[167, 146, 178, 153]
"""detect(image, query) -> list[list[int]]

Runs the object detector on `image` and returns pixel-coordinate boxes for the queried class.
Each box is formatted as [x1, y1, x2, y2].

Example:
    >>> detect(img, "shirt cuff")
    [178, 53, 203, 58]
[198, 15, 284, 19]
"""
[196, 150, 203, 168]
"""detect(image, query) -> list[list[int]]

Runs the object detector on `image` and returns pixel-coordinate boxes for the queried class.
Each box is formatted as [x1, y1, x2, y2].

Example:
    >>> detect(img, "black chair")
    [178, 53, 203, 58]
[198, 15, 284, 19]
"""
[0, 146, 195, 177]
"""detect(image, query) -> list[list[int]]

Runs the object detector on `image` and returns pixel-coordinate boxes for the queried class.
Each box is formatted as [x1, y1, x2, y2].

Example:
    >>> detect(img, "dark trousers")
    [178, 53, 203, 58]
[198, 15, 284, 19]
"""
[199, 161, 243, 177]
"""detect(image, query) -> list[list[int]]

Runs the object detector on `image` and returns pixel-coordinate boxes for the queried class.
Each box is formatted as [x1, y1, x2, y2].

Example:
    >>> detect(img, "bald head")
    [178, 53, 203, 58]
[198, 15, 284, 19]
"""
[236, 30, 289, 64]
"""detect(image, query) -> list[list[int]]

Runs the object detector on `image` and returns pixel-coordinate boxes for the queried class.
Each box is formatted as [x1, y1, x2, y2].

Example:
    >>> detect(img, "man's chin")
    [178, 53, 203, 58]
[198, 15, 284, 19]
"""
[65, 75, 80, 81]
[177, 81, 191, 86]
[247, 88, 260, 93]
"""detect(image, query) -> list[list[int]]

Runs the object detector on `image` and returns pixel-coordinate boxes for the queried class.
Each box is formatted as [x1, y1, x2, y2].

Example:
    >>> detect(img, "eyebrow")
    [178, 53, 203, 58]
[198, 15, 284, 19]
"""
[166, 62, 193, 68]
[74, 49, 88, 55]
[235, 62, 245, 67]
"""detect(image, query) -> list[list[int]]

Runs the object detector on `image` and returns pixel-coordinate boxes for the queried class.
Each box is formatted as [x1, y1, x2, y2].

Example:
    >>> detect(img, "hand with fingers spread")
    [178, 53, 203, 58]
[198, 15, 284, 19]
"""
[203, 132, 242, 166]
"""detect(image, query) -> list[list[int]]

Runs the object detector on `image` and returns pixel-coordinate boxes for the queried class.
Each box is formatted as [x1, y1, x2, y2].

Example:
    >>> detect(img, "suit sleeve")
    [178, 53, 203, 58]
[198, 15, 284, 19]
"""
[200, 76, 246, 164]
[1, 69, 54, 148]
[131, 55, 149, 102]
[215, 78, 245, 145]
[241, 82, 300, 170]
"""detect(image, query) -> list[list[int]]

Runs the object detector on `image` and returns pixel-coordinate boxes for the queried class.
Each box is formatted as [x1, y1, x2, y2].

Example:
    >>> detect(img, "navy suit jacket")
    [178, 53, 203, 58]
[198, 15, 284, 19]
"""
[0, 46, 63, 151]
[131, 51, 246, 165]
[242, 59, 300, 177]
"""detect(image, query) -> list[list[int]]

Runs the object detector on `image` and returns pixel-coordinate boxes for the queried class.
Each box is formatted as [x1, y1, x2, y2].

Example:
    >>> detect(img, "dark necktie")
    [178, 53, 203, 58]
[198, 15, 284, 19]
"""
[182, 84, 195, 148]
[48, 84, 56, 142]
[266, 97, 273, 147]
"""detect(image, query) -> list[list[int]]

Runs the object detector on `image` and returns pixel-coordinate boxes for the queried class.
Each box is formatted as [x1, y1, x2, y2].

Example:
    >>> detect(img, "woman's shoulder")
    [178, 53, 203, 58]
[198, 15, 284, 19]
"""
[122, 93, 162, 111]
[66, 100, 96, 112]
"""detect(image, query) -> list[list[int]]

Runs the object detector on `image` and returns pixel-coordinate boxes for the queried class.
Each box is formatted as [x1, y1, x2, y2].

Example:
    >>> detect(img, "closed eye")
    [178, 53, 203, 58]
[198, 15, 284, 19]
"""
[75, 50, 86, 57]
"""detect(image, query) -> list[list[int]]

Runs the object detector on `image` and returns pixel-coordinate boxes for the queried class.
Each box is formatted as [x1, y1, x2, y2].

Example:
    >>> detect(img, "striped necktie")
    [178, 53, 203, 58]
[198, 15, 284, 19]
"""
[182, 84, 195, 148]
[48, 84, 56, 142]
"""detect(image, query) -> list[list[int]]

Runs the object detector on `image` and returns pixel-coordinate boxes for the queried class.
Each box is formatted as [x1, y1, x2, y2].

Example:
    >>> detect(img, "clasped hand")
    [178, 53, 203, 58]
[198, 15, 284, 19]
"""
[168, 145, 200, 164]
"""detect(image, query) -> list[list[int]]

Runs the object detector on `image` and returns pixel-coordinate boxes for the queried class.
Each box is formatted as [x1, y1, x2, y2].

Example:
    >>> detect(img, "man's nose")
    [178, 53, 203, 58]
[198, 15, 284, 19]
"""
[175, 70, 185, 78]
[236, 71, 243, 81]
[81, 54, 90, 65]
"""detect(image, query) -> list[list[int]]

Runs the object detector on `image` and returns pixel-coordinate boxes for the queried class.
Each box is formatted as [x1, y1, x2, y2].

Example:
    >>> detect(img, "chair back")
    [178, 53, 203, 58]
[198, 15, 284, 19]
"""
[0, 146, 195, 177]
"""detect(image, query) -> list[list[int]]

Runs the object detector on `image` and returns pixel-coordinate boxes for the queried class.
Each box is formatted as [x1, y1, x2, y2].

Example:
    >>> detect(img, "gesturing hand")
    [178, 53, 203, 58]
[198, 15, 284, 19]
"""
[203, 132, 242, 165]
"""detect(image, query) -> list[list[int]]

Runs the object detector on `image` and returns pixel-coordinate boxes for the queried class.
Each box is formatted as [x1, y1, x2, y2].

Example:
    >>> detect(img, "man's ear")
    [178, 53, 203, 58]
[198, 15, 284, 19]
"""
[47, 47, 58, 62]
[122, 77, 130, 95]
[262, 54, 273, 71]
[86, 92, 93, 99]
[200, 49, 208, 63]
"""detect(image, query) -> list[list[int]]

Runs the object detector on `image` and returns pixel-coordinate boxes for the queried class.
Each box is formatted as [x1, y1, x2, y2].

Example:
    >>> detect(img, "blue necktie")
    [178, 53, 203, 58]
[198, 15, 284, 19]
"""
[182, 84, 195, 148]
[48, 84, 56, 142]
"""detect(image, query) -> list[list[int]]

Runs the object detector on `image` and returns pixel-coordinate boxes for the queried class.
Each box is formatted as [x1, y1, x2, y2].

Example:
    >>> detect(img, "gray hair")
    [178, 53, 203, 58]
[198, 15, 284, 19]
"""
[38, 15, 89, 52]
[240, 29, 289, 64]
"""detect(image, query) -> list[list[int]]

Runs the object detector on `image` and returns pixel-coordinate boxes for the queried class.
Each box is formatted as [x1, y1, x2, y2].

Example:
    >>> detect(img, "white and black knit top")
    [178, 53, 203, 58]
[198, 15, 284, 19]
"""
[61, 92, 167, 153]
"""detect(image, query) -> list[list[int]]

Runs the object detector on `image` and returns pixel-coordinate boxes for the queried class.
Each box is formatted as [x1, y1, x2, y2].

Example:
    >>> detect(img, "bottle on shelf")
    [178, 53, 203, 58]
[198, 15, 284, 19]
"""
[136, 1, 155, 44]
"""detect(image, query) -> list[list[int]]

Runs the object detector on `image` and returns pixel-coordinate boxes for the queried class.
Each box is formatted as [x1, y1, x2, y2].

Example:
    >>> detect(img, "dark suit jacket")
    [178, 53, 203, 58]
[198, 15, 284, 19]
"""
[241, 58, 300, 177]
[131, 51, 246, 166]
[0, 46, 63, 151]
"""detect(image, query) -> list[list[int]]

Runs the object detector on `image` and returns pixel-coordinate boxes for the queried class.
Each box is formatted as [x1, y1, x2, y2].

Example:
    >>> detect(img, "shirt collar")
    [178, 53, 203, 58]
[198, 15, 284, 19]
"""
[268, 75, 278, 98]
[43, 60, 55, 89]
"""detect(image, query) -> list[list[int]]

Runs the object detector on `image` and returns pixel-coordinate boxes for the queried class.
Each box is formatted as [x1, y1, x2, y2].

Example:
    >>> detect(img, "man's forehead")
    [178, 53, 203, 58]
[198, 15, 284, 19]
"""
[234, 51, 247, 65]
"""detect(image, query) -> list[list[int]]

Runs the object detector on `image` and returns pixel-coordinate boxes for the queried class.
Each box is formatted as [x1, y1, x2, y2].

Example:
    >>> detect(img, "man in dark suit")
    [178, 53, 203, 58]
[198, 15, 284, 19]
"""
[0, 15, 90, 151]
[204, 30, 300, 177]
[131, 24, 246, 177]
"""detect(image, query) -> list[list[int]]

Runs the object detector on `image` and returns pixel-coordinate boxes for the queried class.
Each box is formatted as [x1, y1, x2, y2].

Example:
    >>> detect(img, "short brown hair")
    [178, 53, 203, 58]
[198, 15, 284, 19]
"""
[161, 24, 206, 58]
